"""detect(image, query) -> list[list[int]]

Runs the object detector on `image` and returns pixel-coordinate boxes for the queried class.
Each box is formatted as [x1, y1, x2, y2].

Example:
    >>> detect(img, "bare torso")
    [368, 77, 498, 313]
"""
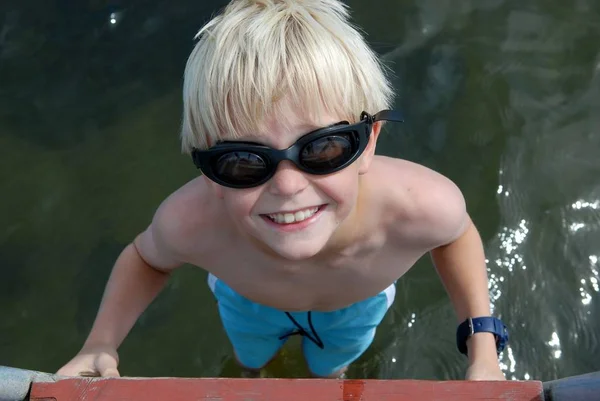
[143, 156, 465, 312]
[189, 227, 424, 312]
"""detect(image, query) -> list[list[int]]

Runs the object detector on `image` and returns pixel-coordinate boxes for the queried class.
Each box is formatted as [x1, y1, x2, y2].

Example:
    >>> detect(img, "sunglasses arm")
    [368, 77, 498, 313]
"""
[371, 109, 405, 124]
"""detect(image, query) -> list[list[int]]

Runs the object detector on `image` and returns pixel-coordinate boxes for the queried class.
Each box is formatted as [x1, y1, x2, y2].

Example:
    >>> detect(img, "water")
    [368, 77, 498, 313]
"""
[1, 0, 599, 381]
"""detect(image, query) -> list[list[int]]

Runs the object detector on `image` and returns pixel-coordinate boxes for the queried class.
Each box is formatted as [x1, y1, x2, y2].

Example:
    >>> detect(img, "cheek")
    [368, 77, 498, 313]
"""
[315, 168, 360, 205]
[222, 188, 262, 217]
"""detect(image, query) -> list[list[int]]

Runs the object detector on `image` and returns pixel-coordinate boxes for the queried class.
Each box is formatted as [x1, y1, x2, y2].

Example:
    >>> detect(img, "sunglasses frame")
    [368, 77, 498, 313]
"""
[191, 110, 404, 189]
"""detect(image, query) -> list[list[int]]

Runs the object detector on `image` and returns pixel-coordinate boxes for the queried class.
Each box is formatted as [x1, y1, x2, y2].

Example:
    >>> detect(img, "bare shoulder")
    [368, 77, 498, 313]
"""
[370, 156, 469, 249]
[134, 177, 221, 270]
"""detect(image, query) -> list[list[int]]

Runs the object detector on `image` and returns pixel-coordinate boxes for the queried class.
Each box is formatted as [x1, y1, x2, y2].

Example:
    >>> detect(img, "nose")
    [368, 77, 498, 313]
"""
[267, 161, 310, 196]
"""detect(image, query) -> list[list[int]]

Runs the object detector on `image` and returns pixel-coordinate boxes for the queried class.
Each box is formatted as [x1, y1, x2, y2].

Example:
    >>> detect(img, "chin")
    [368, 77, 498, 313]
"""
[244, 213, 337, 260]
[268, 242, 326, 261]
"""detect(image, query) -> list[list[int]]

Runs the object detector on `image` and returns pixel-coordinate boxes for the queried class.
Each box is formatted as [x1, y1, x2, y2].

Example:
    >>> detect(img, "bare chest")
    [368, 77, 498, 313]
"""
[196, 234, 428, 311]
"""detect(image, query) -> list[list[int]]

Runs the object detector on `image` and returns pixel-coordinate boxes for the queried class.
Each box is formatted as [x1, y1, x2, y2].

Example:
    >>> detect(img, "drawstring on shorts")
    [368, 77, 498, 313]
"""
[279, 311, 324, 349]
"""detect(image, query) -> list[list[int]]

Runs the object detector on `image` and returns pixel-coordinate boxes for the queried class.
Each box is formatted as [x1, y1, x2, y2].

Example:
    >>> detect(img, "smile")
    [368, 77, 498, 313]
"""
[261, 203, 329, 225]
[265, 206, 319, 224]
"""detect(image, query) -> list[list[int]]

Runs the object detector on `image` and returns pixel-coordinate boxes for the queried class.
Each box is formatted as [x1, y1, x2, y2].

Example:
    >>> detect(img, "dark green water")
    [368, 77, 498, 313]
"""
[1, 0, 599, 381]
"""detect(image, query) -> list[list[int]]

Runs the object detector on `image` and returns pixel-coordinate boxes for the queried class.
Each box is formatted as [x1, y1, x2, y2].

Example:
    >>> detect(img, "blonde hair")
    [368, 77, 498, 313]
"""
[180, 0, 395, 153]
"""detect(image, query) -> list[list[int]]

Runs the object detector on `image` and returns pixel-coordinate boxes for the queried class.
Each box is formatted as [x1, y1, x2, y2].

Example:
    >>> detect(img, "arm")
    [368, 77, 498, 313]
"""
[82, 236, 176, 350]
[400, 164, 504, 380]
[58, 200, 186, 377]
[84, 197, 187, 348]
[430, 218, 504, 379]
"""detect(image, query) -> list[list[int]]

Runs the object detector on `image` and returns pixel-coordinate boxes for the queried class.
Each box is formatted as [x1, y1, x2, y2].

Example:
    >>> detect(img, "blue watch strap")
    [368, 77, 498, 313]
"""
[456, 316, 509, 356]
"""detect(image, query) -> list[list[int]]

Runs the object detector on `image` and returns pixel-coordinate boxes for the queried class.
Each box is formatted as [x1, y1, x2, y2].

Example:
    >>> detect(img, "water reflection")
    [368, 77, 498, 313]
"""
[108, 10, 124, 28]
[492, 219, 529, 274]
[407, 312, 416, 328]
[579, 279, 592, 305]
[548, 332, 562, 359]
[499, 346, 517, 379]
[572, 200, 600, 210]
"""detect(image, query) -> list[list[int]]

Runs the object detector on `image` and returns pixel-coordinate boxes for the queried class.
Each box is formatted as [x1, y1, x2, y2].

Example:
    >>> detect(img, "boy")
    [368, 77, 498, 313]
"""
[58, 0, 507, 380]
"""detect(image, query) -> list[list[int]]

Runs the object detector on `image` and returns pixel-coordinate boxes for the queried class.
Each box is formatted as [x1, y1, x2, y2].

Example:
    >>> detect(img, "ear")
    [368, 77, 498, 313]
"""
[358, 121, 382, 175]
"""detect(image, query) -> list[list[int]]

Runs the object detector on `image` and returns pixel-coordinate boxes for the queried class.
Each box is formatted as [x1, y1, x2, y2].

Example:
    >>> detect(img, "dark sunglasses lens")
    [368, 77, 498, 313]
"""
[301, 133, 356, 172]
[214, 152, 270, 186]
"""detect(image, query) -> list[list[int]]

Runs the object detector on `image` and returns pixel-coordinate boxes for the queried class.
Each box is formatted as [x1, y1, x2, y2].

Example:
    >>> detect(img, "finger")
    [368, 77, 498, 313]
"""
[101, 367, 120, 378]
[79, 370, 101, 377]
[96, 353, 121, 378]
[57, 365, 87, 377]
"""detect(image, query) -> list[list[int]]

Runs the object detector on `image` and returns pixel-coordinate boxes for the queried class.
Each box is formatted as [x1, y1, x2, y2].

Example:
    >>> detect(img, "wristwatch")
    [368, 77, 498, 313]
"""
[456, 316, 509, 356]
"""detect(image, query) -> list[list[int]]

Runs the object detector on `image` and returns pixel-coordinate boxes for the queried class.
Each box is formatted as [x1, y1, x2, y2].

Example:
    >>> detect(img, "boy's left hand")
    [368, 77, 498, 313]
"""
[465, 359, 506, 381]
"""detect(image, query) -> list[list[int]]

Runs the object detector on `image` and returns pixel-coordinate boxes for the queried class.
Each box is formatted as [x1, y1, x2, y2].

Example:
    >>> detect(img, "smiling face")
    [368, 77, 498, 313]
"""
[208, 104, 381, 261]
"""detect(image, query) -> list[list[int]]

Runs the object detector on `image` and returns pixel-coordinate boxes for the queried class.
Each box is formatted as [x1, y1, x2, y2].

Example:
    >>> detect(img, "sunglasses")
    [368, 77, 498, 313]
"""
[191, 110, 404, 189]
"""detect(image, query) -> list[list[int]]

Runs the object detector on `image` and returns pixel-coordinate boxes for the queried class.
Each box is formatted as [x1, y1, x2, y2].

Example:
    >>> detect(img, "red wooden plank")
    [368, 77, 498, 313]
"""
[31, 378, 544, 401]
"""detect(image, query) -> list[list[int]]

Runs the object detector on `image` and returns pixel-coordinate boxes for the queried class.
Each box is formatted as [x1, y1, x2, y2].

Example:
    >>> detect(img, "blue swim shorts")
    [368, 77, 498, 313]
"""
[208, 273, 395, 377]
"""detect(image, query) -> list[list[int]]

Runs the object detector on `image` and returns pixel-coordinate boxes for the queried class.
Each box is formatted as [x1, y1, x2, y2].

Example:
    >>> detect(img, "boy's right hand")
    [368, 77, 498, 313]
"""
[56, 345, 120, 377]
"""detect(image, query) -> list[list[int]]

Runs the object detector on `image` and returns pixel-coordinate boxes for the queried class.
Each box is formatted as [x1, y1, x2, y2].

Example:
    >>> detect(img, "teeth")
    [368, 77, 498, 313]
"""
[267, 207, 319, 224]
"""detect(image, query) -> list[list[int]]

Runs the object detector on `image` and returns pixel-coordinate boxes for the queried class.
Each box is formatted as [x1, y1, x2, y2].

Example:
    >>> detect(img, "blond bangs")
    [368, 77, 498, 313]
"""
[181, 0, 394, 153]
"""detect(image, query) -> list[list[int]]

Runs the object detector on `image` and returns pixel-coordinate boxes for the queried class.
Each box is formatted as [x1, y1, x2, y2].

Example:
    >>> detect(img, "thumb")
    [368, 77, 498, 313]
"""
[96, 352, 121, 378]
